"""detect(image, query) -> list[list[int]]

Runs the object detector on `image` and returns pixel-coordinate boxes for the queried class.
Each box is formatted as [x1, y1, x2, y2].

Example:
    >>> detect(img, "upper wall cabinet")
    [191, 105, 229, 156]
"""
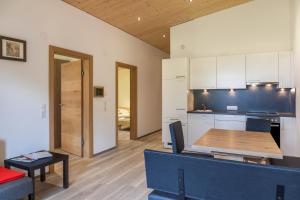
[217, 55, 246, 89]
[162, 58, 188, 80]
[246, 52, 279, 83]
[279, 51, 294, 88]
[190, 57, 217, 89]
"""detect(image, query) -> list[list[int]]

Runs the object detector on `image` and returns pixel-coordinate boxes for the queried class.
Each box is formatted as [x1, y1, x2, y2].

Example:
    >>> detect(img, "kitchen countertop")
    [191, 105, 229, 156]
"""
[187, 110, 296, 117]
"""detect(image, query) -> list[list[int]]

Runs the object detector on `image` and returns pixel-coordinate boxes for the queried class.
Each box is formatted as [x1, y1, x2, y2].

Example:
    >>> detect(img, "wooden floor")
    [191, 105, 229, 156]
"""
[36, 131, 165, 200]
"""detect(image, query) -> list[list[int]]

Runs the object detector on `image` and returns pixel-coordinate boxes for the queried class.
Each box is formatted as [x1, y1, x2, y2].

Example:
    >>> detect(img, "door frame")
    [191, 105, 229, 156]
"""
[49, 45, 93, 158]
[116, 62, 138, 144]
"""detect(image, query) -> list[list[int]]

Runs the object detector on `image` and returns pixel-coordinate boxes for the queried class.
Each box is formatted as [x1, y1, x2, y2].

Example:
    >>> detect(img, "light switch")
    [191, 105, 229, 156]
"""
[41, 104, 46, 119]
[104, 101, 107, 112]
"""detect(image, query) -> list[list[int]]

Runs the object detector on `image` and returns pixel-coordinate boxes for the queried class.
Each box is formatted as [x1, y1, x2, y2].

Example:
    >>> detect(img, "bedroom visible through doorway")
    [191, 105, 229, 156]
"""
[116, 62, 137, 144]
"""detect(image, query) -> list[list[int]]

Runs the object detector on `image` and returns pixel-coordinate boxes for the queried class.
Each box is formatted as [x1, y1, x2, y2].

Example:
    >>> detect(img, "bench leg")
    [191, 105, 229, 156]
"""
[28, 170, 35, 200]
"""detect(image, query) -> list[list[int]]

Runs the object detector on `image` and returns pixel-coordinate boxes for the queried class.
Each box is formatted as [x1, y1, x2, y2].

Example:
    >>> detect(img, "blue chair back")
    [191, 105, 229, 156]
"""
[246, 118, 271, 132]
[169, 121, 184, 154]
[144, 149, 300, 200]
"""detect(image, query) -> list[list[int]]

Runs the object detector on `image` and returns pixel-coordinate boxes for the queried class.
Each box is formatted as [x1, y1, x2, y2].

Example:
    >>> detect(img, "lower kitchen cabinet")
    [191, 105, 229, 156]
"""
[281, 117, 298, 157]
[214, 114, 246, 131]
[187, 114, 214, 148]
[162, 121, 187, 148]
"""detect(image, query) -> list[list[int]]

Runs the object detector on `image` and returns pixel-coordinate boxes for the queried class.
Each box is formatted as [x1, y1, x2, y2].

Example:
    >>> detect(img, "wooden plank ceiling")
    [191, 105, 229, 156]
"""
[63, 0, 251, 53]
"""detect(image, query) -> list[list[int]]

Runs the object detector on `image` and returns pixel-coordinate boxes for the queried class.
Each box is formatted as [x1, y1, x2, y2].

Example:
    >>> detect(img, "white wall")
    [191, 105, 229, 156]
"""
[0, 0, 168, 158]
[118, 68, 130, 109]
[171, 0, 291, 58]
[292, 0, 300, 156]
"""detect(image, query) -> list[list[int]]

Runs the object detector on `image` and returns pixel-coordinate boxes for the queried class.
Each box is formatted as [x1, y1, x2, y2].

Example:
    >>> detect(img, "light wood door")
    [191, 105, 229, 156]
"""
[190, 57, 217, 89]
[61, 60, 83, 156]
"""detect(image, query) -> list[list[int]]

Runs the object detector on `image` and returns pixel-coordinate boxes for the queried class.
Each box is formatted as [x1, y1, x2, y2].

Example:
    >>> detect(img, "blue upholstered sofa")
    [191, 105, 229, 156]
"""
[144, 149, 300, 200]
[0, 177, 33, 200]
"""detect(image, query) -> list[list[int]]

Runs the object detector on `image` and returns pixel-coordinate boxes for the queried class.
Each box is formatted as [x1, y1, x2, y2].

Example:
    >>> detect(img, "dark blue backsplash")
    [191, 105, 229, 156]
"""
[193, 85, 296, 113]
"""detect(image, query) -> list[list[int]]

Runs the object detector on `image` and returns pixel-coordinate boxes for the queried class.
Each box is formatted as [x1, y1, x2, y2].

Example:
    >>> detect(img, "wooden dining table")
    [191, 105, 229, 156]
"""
[192, 129, 283, 163]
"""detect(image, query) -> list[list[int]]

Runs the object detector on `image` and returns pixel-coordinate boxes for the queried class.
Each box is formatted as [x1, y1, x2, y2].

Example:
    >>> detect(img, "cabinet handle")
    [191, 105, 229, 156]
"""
[248, 80, 260, 82]
[176, 108, 185, 111]
[170, 118, 180, 121]
[176, 75, 185, 79]
[271, 124, 280, 127]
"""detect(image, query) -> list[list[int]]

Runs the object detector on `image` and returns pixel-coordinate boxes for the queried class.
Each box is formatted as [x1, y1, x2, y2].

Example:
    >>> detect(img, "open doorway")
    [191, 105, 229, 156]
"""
[49, 46, 93, 158]
[116, 62, 137, 144]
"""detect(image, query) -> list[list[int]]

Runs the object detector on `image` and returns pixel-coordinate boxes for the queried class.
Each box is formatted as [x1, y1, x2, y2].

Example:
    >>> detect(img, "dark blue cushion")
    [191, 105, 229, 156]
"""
[144, 149, 300, 200]
[0, 177, 33, 200]
[169, 121, 185, 154]
[246, 118, 271, 132]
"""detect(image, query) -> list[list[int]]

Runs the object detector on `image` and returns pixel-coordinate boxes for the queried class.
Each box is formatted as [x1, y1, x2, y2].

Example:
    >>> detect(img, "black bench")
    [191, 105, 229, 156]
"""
[144, 149, 300, 200]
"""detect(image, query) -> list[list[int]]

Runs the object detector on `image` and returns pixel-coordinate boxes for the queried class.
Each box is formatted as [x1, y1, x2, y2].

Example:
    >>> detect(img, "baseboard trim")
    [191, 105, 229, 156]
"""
[137, 129, 162, 139]
[93, 129, 161, 156]
[93, 146, 117, 157]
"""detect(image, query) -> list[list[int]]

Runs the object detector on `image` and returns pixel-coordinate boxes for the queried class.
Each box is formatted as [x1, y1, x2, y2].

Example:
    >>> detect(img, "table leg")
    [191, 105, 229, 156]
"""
[63, 159, 69, 188]
[28, 169, 35, 200]
[40, 167, 46, 182]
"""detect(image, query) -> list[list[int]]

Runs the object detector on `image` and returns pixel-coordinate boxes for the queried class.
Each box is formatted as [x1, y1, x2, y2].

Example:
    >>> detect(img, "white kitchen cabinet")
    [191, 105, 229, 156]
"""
[162, 58, 188, 80]
[162, 122, 188, 148]
[162, 79, 187, 122]
[187, 114, 214, 148]
[190, 57, 217, 89]
[217, 55, 246, 89]
[162, 58, 188, 148]
[279, 51, 294, 88]
[281, 117, 298, 157]
[214, 114, 246, 131]
[246, 52, 279, 83]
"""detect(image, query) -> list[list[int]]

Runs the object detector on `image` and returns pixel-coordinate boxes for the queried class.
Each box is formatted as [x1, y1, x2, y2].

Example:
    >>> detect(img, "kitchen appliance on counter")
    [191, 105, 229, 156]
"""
[246, 111, 280, 147]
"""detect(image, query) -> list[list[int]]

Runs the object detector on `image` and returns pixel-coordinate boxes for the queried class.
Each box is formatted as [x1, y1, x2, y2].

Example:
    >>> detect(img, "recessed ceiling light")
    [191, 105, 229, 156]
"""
[189, 0, 193, 2]
[137, 17, 141, 21]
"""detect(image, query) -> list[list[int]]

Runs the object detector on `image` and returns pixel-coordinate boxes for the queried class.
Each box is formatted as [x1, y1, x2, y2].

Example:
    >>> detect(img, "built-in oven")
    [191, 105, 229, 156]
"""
[246, 112, 281, 147]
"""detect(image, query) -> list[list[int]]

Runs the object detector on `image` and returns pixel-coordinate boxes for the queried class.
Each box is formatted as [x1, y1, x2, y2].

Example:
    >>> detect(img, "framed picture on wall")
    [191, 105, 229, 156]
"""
[0, 35, 26, 62]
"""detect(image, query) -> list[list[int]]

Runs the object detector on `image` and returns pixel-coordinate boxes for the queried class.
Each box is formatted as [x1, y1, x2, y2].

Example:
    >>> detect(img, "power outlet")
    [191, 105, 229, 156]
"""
[227, 106, 238, 111]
